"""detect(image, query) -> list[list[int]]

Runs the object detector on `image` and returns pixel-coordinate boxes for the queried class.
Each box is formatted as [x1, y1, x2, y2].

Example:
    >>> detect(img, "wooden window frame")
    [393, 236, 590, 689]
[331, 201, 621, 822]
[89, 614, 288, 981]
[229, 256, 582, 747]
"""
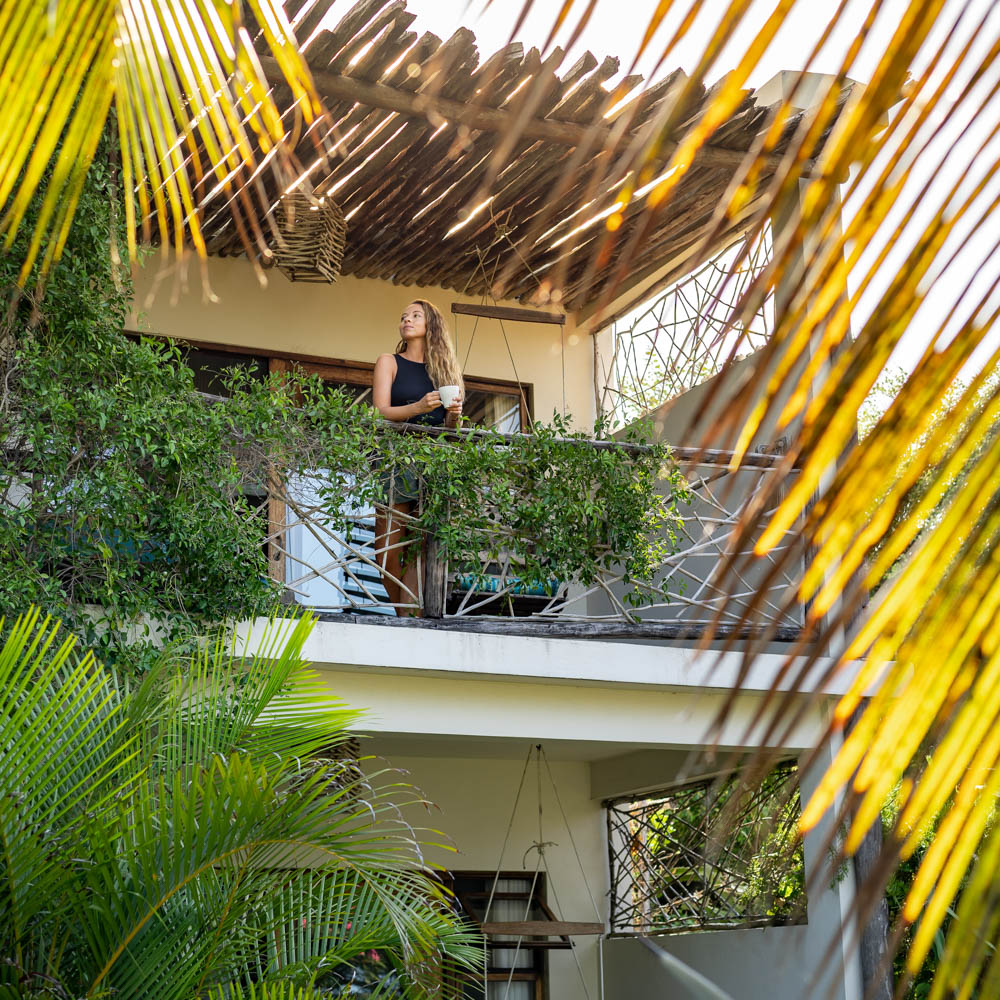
[140, 334, 534, 428]
[444, 870, 548, 1000]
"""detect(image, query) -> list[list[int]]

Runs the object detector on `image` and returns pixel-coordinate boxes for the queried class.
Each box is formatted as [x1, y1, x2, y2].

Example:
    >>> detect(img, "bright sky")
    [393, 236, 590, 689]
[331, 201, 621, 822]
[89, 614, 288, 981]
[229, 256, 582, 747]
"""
[317, 0, 1000, 378]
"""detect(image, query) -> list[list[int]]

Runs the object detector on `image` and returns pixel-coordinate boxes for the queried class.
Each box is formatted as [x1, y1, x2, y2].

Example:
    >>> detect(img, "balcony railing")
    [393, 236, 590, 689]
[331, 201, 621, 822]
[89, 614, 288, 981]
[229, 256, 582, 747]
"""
[261, 424, 804, 640]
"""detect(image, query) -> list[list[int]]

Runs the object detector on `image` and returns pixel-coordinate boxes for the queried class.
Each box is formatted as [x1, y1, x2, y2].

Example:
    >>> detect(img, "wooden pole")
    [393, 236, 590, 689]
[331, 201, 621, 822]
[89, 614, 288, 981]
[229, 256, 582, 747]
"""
[423, 531, 446, 619]
[451, 302, 566, 326]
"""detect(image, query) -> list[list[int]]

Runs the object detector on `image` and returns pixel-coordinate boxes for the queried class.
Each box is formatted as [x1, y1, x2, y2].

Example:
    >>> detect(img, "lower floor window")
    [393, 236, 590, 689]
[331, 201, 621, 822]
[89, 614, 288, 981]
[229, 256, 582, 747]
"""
[449, 872, 548, 1000]
[606, 761, 807, 934]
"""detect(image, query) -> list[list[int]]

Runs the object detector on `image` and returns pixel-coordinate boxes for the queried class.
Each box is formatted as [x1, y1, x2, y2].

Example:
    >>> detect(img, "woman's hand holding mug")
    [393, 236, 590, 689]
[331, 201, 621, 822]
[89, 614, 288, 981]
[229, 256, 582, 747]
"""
[438, 384, 462, 413]
[418, 390, 441, 413]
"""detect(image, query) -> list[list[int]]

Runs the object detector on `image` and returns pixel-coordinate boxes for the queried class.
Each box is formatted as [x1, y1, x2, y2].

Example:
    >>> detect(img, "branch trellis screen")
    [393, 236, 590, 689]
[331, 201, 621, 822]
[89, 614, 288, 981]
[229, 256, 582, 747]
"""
[444, 453, 803, 634]
[606, 763, 807, 935]
[264, 446, 803, 634]
[598, 227, 774, 429]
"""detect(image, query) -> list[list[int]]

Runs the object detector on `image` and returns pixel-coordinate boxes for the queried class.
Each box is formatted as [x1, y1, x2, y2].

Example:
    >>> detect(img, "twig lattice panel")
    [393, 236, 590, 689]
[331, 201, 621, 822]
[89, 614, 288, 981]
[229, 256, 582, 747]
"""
[598, 228, 774, 429]
[447, 457, 804, 632]
[607, 764, 807, 935]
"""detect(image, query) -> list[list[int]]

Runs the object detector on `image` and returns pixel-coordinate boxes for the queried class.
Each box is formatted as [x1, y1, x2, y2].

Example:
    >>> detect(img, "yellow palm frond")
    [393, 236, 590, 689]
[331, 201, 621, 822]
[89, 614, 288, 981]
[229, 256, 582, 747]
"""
[496, 0, 1000, 991]
[0, 0, 325, 285]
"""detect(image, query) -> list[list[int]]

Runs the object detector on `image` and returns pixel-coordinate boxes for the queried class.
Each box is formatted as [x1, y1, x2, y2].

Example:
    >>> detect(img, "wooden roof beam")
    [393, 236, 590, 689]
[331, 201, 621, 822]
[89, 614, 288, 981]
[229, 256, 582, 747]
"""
[261, 56, 774, 171]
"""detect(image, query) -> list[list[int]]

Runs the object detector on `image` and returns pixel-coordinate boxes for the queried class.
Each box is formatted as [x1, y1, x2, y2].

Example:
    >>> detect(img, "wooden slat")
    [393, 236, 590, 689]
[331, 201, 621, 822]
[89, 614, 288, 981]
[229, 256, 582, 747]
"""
[450, 303, 565, 326]
[326, 613, 804, 644]
[423, 533, 445, 618]
[341, 61, 537, 256]
[327, 0, 408, 75]
[481, 921, 604, 936]
[419, 26, 480, 100]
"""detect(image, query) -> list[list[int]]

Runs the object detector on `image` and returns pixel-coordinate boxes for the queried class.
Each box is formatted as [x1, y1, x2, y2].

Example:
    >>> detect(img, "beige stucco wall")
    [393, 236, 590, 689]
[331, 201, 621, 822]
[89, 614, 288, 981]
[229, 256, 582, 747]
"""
[130, 255, 596, 429]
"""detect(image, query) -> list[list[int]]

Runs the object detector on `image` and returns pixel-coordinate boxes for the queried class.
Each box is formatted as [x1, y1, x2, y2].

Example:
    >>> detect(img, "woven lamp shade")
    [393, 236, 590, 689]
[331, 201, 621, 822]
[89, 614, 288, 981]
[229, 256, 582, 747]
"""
[271, 191, 346, 283]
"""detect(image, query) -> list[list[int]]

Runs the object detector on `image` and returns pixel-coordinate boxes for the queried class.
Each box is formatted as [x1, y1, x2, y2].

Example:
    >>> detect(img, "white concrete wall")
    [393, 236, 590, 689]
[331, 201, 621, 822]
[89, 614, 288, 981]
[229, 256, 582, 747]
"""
[248, 617, 856, 697]
[240, 616, 857, 754]
[382, 753, 607, 1000]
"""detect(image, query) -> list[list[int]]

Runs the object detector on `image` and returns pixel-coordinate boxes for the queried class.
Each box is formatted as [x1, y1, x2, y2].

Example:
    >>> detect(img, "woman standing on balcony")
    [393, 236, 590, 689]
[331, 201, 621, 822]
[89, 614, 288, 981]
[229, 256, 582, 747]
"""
[373, 300, 464, 615]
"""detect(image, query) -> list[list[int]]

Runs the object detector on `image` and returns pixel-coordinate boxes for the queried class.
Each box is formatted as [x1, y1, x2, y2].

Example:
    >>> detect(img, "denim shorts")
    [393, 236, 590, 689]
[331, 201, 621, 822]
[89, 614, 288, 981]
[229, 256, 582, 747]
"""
[378, 463, 422, 505]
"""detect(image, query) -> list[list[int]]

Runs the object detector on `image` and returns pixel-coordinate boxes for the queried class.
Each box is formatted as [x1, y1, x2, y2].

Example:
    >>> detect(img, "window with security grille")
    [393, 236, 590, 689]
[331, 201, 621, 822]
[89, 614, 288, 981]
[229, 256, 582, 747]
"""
[606, 762, 807, 934]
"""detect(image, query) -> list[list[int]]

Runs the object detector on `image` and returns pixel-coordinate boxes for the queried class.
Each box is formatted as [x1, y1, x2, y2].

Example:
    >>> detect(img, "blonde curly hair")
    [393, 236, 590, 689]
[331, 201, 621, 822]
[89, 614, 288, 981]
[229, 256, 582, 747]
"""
[395, 299, 463, 393]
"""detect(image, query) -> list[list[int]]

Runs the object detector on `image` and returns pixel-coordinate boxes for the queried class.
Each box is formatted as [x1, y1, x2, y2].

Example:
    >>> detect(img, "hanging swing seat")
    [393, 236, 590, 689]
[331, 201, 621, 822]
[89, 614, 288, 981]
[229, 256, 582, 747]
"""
[481, 920, 605, 938]
[458, 887, 601, 949]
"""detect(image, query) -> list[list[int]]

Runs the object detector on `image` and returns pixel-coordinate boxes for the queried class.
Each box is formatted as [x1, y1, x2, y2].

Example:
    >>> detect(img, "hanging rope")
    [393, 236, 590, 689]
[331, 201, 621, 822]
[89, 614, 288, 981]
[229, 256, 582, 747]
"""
[483, 745, 534, 998]
[459, 309, 481, 375]
[541, 745, 605, 1000]
[560, 320, 567, 417]
[500, 843, 544, 1000]
[484, 744, 534, 924]
[540, 745, 604, 923]
[487, 743, 600, 1000]
[469, 246, 535, 431]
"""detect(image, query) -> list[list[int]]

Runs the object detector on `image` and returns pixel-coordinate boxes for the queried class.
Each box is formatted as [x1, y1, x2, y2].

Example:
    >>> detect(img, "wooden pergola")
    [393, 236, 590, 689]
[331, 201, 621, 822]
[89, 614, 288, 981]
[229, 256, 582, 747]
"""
[199, 0, 844, 317]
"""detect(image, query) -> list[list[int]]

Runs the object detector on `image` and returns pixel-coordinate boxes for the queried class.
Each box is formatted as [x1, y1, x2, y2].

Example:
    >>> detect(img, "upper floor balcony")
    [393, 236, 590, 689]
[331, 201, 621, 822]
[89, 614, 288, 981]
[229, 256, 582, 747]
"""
[260, 415, 804, 644]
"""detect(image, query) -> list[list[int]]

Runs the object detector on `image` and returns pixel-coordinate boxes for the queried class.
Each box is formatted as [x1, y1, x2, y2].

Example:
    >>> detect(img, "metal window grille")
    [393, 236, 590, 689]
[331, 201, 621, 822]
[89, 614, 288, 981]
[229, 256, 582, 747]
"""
[606, 763, 807, 934]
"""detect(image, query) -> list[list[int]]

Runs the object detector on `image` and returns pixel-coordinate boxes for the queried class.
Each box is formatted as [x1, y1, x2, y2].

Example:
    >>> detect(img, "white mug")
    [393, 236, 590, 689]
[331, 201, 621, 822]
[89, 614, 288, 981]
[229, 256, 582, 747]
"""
[438, 385, 461, 408]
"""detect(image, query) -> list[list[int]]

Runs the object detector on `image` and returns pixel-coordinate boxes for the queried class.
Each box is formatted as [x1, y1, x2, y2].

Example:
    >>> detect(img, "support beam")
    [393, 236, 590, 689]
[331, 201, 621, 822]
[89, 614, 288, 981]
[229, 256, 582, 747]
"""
[260, 58, 783, 171]
[261, 56, 615, 147]
[451, 302, 566, 326]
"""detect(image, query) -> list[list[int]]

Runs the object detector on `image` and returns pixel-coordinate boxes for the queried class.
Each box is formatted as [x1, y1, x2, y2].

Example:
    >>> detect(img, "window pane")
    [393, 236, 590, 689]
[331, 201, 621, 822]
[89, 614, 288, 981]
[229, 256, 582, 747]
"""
[181, 346, 268, 397]
[463, 389, 521, 432]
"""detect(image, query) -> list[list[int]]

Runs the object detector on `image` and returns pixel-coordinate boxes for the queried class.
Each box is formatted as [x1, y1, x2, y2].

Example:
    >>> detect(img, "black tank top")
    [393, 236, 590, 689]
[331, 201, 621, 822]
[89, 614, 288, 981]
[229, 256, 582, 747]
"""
[390, 353, 445, 426]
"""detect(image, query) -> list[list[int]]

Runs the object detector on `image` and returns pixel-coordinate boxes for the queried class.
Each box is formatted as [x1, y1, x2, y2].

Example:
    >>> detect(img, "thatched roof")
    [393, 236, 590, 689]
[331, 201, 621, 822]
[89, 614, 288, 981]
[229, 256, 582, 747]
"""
[201, 0, 841, 314]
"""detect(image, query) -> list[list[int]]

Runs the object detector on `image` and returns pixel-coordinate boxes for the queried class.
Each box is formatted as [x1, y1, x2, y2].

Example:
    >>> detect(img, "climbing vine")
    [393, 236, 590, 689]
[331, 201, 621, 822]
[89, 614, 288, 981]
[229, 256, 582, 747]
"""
[229, 371, 691, 604]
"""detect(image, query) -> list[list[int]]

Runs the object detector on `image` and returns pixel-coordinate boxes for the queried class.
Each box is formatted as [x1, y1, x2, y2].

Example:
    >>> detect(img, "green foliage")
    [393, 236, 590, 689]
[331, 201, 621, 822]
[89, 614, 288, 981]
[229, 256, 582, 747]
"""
[630, 765, 805, 932]
[0, 608, 481, 1000]
[1, 329, 281, 672]
[404, 411, 689, 604]
[1, 131, 688, 669]
[228, 370, 691, 607]
[858, 366, 1000, 585]
[882, 792, 997, 999]
[1, 130, 279, 674]
[3, 328, 687, 673]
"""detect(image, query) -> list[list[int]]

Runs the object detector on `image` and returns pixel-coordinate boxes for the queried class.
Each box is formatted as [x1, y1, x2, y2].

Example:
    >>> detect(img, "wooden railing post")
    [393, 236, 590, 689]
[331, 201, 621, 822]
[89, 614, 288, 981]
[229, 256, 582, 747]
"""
[423, 532, 446, 618]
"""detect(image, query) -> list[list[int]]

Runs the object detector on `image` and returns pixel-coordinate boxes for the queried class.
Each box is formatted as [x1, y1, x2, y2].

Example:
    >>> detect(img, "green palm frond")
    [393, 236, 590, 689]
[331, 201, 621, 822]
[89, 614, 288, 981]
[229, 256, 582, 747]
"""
[0, 609, 479, 1000]
[0, 607, 140, 956]
[0, 0, 325, 285]
[249, 868, 481, 989]
[206, 984, 329, 1000]
[154, 614, 362, 776]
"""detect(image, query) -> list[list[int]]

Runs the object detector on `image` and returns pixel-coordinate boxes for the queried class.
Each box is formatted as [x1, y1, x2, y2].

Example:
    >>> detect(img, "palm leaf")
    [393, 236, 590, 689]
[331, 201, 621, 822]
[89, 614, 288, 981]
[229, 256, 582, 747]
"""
[206, 985, 329, 1000]
[0, 0, 326, 285]
[153, 613, 362, 777]
[247, 867, 481, 995]
[0, 610, 477, 1000]
[0, 608, 140, 963]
